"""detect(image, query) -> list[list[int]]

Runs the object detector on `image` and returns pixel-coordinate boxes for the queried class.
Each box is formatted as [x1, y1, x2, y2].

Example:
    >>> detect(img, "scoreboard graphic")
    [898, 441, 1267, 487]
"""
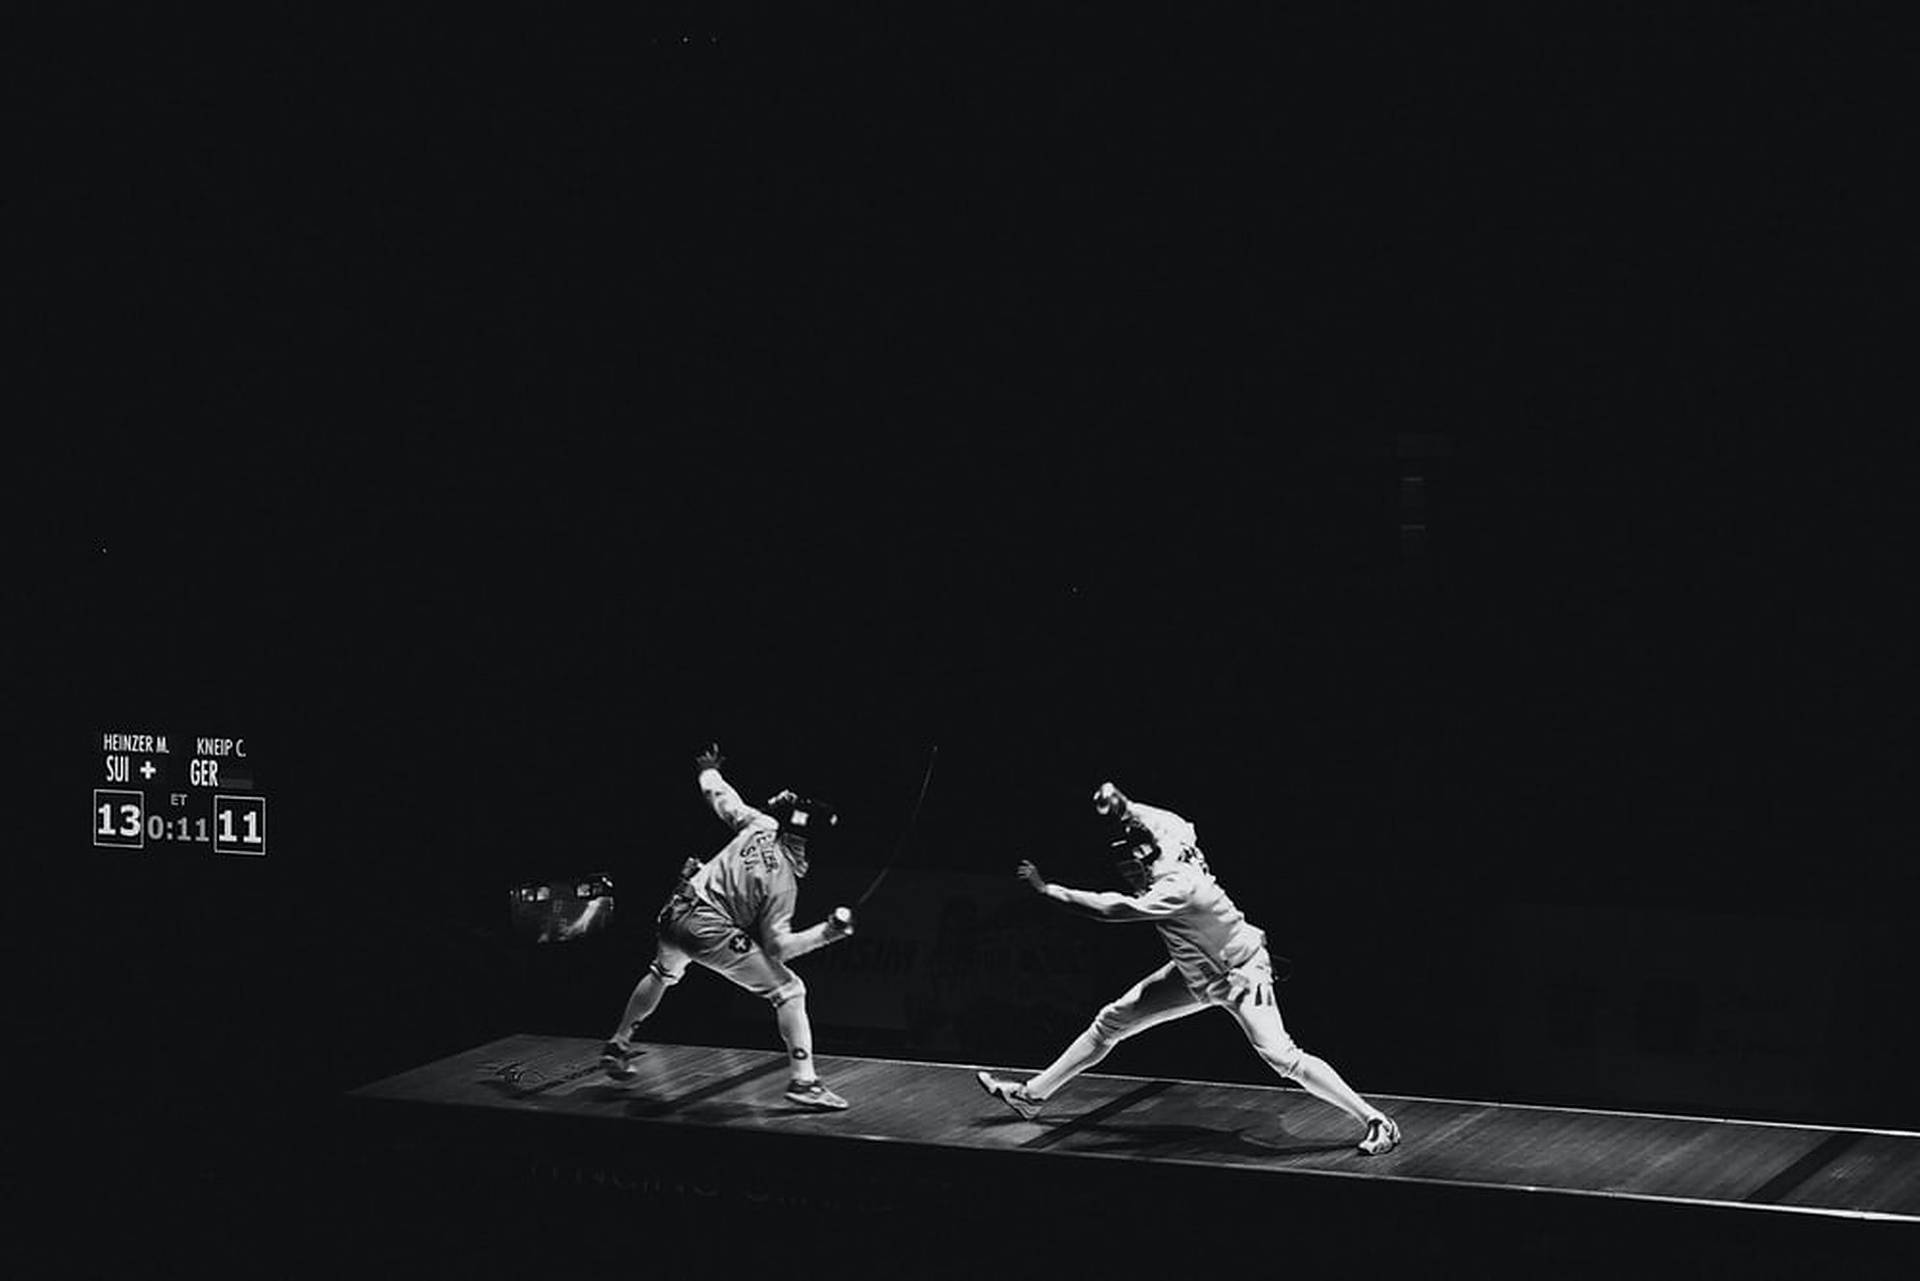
[93, 731, 266, 856]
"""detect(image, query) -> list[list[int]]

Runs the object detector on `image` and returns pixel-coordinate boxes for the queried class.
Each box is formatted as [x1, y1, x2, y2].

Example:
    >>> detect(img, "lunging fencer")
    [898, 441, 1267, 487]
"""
[977, 782, 1402, 1155]
[599, 743, 858, 1110]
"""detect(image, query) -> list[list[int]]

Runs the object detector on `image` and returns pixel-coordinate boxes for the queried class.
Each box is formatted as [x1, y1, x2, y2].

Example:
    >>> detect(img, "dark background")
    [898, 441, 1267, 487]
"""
[20, 3, 1913, 1228]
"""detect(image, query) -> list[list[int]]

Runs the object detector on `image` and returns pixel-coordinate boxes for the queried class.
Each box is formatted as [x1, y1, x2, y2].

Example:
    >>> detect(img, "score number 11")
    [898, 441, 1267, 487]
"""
[218, 808, 259, 844]
[213, 795, 267, 856]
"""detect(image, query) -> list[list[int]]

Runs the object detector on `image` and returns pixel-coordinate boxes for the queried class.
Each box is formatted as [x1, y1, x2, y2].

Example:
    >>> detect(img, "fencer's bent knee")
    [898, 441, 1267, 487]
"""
[1091, 1000, 1134, 1045]
[768, 975, 807, 1008]
[649, 959, 685, 985]
[1262, 1039, 1307, 1079]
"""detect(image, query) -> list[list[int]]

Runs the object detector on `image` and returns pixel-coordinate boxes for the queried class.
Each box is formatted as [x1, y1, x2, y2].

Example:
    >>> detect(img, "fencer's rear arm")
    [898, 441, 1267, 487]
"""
[699, 766, 769, 832]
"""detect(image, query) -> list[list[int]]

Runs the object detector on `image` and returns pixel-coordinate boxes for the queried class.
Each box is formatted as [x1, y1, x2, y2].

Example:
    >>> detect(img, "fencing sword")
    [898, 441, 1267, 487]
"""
[853, 744, 939, 909]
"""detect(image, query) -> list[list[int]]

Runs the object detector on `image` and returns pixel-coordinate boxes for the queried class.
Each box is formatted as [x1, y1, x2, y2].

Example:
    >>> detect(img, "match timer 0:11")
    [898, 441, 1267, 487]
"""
[94, 731, 266, 856]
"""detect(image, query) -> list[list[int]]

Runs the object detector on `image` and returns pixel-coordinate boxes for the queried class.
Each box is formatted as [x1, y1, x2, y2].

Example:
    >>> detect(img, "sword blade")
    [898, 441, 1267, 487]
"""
[853, 745, 938, 909]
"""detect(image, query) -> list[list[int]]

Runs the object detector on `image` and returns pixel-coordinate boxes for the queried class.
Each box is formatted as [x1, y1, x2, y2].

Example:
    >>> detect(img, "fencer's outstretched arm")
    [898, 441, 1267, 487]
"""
[1045, 885, 1170, 922]
[1016, 860, 1178, 922]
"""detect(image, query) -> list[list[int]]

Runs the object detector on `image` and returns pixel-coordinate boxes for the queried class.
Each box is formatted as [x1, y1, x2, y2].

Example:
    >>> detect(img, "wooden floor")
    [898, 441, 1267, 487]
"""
[351, 1033, 1919, 1224]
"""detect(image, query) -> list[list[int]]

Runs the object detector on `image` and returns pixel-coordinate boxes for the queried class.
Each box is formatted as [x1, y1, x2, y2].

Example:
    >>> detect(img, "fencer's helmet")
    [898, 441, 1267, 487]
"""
[1111, 833, 1158, 894]
[1110, 834, 1215, 890]
[765, 789, 838, 879]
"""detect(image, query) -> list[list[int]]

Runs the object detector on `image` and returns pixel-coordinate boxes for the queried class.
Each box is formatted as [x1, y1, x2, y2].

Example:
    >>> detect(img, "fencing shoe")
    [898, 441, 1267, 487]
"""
[785, 1079, 850, 1110]
[1358, 1114, 1402, 1156]
[975, 1071, 1044, 1121]
[600, 1041, 642, 1081]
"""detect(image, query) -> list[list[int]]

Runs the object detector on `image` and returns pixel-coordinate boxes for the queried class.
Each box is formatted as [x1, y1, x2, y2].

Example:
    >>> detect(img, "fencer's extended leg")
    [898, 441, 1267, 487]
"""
[981, 1024, 1123, 1119]
[1230, 994, 1399, 1151]
[769, 975, 849, 1110]
[1290, 1054, 1383, 1126]
[1024, 964, 1202, 1102]
[684, 933, 850, 1109]
[612, 969, 669, 1039]
[1017, 1028, 1108, 1103]
[603, 950, 686, 1078]
[771, 977, 817, 1081]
